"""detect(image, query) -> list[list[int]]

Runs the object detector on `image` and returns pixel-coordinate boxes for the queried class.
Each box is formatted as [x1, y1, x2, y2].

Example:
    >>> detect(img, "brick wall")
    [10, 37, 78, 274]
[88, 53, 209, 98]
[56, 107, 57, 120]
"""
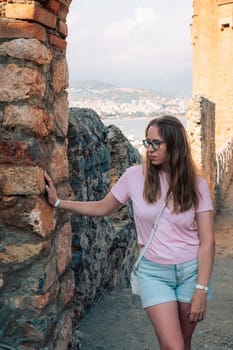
[0, 1, 73, 349]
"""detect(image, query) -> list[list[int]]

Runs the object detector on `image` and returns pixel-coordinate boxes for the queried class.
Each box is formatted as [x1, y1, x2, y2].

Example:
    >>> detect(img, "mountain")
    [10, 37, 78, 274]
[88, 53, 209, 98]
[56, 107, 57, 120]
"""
[68, 80, 189, 119]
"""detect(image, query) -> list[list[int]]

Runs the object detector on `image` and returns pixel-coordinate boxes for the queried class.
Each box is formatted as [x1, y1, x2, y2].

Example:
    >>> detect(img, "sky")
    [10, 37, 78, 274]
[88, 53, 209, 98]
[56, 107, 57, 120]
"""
[67, 0, 193, 96]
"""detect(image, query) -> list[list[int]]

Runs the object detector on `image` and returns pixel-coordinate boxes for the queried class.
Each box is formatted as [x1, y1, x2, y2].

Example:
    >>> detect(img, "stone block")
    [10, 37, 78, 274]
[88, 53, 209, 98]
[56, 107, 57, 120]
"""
[0, 166, 44, 195]
[54, 92, 69, 137]
[50, 142, 69, 184]
[58, 20, 68, 37]
[56, 222, 72, 274]
[46, 0, 61, 15]
[58, 3, 69, 21]
[0, 64, 45, 102]
[49, 34, 67, 51]
[0, 38, 53, 64]
[0, 140, 47, 165]
[5, 4, 57, 29]
[52, 58, 69, 94]
[28, 198, 56, 238]
[0, 241, 50, 264]
[4, 104, 54, 137]
[0, 21, 46, 41]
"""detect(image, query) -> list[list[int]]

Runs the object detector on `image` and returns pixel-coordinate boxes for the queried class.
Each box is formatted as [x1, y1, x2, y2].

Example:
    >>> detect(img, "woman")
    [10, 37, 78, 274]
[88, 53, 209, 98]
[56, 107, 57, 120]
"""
[44, 115, 215, 350]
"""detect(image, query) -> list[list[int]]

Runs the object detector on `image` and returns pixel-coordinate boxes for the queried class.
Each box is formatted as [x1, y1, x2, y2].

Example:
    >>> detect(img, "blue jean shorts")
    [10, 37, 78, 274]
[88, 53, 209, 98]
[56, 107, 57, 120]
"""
[137, 256, 213, 308]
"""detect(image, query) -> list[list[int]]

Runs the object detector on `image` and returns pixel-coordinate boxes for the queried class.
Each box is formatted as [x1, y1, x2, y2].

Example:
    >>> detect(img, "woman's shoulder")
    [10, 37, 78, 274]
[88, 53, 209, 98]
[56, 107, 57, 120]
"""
[125, 164, 144, 176]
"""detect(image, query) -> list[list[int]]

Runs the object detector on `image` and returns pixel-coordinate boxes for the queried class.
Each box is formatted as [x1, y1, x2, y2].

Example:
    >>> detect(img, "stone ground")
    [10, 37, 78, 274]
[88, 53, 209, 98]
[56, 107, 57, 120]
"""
[74, 182, 233, 350]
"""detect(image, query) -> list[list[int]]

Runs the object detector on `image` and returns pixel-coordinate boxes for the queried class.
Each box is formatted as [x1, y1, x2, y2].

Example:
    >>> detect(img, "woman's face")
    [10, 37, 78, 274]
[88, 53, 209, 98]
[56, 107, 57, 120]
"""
[146, 125, 168, 169]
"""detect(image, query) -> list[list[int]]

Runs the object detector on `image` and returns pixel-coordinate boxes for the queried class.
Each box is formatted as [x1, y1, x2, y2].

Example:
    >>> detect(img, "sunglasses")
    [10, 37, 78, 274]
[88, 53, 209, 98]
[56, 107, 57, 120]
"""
[142, 138, 166, 151]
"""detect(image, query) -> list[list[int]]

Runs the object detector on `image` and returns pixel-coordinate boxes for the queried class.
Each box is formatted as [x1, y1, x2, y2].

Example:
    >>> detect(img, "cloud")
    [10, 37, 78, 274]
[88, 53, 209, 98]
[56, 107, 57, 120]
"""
[66, 0, 193, 95]
[106, 7, 158, 39]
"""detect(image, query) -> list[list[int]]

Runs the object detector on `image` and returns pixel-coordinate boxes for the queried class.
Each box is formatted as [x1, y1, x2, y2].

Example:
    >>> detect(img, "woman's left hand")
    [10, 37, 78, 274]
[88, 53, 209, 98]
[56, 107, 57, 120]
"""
[189, 290, 207, 323]
[44, 171, 59, 207]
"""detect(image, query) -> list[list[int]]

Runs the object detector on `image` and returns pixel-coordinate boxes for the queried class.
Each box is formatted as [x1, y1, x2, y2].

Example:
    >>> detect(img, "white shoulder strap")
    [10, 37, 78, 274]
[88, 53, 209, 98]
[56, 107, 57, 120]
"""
[132, 202, 166, 271]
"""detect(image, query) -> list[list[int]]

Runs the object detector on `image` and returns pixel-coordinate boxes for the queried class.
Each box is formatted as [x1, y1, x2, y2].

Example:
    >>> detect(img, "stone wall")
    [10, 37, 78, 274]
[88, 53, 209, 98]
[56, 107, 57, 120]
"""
[186, 94, 233, 211]
[68, 108, 140, 320]
[215, 136, 233, 209]
[191, 0, 233, 148]
[0, 1, 73, 349]
[186, 95, 216, 204]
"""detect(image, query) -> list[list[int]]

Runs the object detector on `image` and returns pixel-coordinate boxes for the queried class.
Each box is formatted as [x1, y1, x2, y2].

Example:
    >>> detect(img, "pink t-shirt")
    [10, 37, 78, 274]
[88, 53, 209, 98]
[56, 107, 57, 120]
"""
[111, 164, 213, 264]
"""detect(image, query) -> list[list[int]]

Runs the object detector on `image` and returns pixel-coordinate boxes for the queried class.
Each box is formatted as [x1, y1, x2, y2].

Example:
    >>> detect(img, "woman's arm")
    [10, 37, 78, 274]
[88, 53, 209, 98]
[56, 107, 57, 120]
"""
[44, 171, 123, 216]
[189, 210, 215, 323]
[196, 210, 215, 286]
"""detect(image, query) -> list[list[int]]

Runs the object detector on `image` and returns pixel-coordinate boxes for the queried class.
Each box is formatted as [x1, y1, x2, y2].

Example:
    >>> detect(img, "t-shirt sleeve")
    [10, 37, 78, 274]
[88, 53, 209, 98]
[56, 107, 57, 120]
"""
[111, 170, 130, 205]
[195, 177, 213, 212]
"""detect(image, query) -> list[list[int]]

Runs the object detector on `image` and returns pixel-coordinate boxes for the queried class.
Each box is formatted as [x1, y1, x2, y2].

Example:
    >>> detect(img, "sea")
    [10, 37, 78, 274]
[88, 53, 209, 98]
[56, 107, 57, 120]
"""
[102, 116, 186, 144]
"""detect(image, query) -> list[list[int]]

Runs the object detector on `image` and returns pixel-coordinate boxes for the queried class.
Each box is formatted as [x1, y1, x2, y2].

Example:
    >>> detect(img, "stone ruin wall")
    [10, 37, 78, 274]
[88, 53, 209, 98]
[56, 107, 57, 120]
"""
[186, 95, 233, 211]
[67, 108, 140, 321]
[0, 1, 74, 349]
[191, 0, 233, 149]
[186, 95, 216, 199]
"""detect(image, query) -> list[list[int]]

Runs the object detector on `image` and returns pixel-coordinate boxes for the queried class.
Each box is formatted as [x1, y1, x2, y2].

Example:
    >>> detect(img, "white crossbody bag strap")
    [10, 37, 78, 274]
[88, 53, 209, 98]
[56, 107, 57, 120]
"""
[132, 202, 166, 272]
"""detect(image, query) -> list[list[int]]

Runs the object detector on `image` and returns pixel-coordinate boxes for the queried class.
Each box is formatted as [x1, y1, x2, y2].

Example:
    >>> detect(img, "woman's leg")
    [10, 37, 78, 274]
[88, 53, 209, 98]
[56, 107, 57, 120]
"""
[178, 302, 197, 350]
[145, 301, 185, 350]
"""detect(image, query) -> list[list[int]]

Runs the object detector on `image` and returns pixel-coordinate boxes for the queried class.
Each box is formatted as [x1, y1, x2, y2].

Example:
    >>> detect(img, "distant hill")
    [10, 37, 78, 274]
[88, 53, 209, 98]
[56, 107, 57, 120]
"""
[68, 80, 189, 119]
[69, 80, 117, 90]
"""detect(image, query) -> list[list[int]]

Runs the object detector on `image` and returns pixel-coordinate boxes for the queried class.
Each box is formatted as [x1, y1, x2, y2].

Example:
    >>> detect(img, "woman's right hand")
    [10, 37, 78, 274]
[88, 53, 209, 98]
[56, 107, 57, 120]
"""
[44, 171, 59, 207]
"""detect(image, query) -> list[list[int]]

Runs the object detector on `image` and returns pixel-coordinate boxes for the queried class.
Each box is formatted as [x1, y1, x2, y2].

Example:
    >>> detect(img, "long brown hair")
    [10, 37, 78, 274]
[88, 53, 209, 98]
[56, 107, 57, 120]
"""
[143, 115, 199, 213]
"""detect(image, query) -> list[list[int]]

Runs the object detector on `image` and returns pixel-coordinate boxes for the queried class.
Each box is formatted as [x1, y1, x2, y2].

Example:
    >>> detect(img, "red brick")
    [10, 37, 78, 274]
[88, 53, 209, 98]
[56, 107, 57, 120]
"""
[0, 21, 46, 41]
[59, 3, 69, 21]
[46, 0, 61, 15]
[49, 33, 67, 51]
[5, 4, 57, 29]
[58, 19, 68, 37]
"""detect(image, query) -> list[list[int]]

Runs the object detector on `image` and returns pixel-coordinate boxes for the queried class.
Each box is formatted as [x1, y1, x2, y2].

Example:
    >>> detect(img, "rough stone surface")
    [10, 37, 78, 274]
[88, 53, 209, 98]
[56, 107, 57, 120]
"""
[0, 64, 46, 102]
[67, 108, 141, 318]
[52, 58, 69, 94]
[3, 104, 54, 137]
[0, 38, 53, 64]
[0, 3, 73, 348]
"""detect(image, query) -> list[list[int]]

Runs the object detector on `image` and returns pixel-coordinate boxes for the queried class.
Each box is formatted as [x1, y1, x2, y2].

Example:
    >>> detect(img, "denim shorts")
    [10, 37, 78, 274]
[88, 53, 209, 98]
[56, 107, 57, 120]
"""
[137, 256, 213, 308]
